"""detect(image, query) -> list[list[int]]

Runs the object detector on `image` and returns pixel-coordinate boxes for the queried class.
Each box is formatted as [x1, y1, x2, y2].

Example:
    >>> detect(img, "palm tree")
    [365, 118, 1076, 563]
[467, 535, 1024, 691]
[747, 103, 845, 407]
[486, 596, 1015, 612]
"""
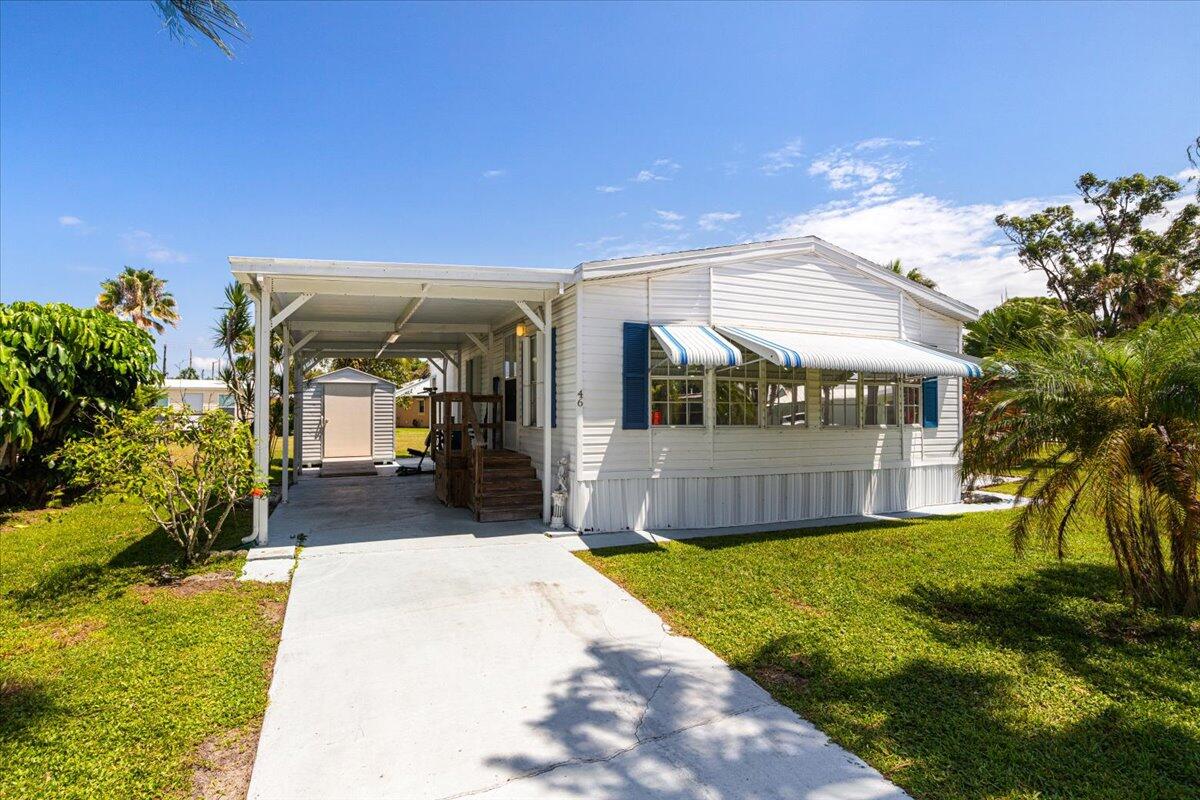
[96, 267, 180, 334]
[968, 314, 1200, 615]
[884, 258, 938, 290]
[152, 0, 248, 59]
[212, 281, 254, 422]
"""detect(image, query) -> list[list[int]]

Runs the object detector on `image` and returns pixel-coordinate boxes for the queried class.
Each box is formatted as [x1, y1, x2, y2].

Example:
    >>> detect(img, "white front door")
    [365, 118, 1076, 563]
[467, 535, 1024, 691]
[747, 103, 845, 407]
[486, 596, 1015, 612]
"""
[323, 384, 373, 459]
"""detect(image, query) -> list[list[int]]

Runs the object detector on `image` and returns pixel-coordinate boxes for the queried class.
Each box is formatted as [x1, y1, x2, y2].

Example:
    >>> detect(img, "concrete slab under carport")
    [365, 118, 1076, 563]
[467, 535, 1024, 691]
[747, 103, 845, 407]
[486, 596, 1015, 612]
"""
[249, 475, 910, 799]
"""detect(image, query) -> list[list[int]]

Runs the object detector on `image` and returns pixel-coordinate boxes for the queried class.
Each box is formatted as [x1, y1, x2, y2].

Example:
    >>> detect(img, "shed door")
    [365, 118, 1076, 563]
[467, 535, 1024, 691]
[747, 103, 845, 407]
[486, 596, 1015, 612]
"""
[322, 384, 373, 459]
[182, 392, 205, 413]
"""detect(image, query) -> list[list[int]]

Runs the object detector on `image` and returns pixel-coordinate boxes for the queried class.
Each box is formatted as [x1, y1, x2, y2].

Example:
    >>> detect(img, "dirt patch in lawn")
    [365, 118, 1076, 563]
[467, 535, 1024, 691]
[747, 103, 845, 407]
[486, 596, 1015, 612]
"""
[751, 664, 810, 692]
[191, 722, 260, 800]
[133, 571, 237, 602]
[257, 598, 285, 626]
[772, 589, 828, 616]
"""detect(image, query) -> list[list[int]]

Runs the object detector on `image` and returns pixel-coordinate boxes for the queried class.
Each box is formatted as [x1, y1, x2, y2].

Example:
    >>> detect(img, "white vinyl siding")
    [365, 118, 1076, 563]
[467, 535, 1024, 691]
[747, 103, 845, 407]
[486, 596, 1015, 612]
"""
[571, 252, 969, 531]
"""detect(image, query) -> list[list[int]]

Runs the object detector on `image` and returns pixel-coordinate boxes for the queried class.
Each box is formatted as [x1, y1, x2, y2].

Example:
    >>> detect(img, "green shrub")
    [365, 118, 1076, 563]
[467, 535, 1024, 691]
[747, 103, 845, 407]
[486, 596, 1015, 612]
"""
[57, 408, 263, 564]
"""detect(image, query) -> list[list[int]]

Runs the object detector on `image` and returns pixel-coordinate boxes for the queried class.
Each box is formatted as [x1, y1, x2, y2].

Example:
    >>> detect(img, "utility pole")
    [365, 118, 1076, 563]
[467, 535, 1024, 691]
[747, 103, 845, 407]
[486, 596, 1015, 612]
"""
[161, 344, 167, 376]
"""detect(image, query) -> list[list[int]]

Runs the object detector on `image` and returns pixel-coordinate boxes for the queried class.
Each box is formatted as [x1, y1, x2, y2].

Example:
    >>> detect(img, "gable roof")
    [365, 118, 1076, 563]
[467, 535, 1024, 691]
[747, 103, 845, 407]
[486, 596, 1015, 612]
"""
[576, 236, 979, 322]
[310, 366, 398, 388]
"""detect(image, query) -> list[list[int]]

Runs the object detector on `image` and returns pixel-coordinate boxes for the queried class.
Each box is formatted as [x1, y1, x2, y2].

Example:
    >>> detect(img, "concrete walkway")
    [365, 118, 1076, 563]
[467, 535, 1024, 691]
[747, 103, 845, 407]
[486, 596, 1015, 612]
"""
[248, 475, 909, 799]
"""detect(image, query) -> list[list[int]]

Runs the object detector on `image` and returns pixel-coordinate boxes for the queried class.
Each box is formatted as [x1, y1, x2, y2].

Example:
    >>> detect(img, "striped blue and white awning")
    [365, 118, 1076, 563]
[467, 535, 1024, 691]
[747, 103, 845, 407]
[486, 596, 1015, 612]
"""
[716, 326, 982, 377]
[650, 325, 743, 367]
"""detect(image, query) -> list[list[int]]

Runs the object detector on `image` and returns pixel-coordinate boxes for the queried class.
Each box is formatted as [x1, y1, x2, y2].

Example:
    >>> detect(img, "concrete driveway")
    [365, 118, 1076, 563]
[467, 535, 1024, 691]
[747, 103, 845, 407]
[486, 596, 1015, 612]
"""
[248, 476, 908, 799]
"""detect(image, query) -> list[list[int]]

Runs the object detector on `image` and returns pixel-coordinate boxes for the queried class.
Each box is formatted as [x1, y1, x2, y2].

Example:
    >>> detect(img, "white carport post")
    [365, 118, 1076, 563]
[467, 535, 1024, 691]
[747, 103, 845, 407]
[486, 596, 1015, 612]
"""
[280, 328, 291, 503]
[252, 276, 272, 546]
[541, 292, 552, 523]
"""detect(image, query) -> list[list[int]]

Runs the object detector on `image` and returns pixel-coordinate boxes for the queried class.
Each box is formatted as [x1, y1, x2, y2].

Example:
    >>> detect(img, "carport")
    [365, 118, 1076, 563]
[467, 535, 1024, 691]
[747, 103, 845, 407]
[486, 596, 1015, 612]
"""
[230, 256, 574, 546]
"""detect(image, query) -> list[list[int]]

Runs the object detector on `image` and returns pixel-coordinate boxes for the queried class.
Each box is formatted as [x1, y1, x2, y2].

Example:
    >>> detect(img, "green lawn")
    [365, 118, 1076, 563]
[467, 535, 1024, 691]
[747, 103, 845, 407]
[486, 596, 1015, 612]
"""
[0, 499, 288, 799]
[579, 511, 1199, 800]
[395, 425, 429, 455]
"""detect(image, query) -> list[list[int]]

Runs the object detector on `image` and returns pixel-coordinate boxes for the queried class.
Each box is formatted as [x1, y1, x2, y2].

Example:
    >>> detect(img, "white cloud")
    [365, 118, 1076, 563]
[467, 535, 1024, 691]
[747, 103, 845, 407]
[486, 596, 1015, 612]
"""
[769, 192, 1068, 311]
[58, 215, 84, 227]
[655, 209, 684, 222]
[631, 158, 680, 183]
[761, 138, 804, 175]
[698, 211, 741, 231]
[482, 169, 506, 178]
[121, 230, 190, 264]
[595, 185, 624, 193]
[854, 137, 923, 151]
[806, 137, 926, 201]
[191, 356, 223, 373]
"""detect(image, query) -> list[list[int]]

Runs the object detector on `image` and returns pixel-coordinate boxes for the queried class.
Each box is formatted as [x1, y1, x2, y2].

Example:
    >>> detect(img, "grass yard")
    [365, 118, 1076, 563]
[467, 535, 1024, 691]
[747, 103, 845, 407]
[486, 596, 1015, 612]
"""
[395, 425, 429, 455]
[579, 510, 1200, 800]
[0, 498, 288, 799]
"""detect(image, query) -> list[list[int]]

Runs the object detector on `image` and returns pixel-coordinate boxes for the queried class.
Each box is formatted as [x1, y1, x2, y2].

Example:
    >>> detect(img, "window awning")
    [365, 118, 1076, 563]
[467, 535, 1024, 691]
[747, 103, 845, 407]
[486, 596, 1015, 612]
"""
[650, 324, 743, 367]
[716, 326, 982, 377]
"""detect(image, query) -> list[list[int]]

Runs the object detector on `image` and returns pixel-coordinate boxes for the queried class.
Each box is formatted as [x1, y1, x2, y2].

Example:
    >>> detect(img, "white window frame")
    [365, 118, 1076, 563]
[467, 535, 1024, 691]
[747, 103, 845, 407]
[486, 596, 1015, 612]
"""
[862, 373, 900, 428]
[819, 370, 860, 429]
[762, 361, 808, 428]
[649, 335, 706, 427]
[902, 375, 923, 427]
[714, 354, 761, 427]
[522, 333, 542, 428]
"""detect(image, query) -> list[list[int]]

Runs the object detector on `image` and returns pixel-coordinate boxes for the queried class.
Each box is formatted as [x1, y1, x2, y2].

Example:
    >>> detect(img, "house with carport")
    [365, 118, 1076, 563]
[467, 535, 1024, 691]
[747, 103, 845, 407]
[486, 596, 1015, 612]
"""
[233, 236, 980, 545]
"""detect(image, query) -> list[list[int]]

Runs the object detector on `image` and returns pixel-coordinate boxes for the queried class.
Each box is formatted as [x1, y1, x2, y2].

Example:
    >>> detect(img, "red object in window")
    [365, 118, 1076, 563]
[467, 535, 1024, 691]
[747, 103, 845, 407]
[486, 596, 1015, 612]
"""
[651, 409, 663, 426]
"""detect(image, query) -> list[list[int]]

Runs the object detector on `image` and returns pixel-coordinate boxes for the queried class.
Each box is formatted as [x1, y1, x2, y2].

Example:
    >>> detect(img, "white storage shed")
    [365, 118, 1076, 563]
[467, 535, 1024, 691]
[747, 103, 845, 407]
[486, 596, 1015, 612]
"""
[299, 367, 396, 466]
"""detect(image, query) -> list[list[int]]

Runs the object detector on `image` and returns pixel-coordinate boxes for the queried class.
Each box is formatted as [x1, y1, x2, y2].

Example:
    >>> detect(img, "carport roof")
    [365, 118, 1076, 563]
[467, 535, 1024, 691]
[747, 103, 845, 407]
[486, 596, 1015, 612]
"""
[229, 256, 574, 360]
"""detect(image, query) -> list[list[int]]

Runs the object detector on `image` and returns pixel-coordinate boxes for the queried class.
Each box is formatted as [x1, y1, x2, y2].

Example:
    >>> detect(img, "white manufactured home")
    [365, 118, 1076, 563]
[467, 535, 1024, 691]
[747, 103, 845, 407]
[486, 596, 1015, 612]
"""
[234, 237, 980, 544]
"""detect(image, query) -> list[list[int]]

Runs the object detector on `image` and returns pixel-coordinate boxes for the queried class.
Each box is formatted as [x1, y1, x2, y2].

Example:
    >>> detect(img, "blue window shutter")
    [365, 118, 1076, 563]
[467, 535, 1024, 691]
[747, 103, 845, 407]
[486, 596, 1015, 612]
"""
[550, 327, 557, 428]
[922, 377, 939, 428]
[622, 322, 650, 429]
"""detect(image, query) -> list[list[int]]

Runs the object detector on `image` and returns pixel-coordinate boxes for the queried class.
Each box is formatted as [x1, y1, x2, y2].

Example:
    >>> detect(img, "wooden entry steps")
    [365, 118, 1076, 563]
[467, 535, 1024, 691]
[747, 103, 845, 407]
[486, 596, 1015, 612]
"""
[470, 449, 543, 523]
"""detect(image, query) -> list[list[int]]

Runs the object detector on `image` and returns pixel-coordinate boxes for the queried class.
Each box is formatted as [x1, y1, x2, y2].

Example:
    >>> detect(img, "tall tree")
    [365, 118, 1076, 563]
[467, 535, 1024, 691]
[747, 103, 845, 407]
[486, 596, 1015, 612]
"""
[967, 314, 1200, 615]
[96, 267, 180, 334]
[211, 281, 254, 422]
[884, 258, 938, 290]
[996, 171, 1198, 337]
[152, 0, 248, 58]
[329, 358, 429, 387]
[0, 302, 158, 505]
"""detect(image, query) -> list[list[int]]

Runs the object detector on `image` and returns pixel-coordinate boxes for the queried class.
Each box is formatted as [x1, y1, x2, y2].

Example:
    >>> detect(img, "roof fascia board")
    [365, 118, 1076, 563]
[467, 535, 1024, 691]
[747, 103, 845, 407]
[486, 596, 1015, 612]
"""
[229, 257, 572, 286]
[249, 276, 549, 303]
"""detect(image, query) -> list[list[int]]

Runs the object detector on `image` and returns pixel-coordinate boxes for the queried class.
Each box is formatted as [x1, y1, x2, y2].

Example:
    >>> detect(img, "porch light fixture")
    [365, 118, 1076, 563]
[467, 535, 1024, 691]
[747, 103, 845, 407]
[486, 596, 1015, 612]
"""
[515, 321, 529, 337]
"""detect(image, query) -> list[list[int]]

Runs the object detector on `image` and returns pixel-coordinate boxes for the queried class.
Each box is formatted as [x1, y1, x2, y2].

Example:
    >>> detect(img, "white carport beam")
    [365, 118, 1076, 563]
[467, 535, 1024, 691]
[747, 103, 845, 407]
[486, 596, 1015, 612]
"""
[464, 333, 488, 355]
[271, 293, 314, 329]
[291, 321, 491, 334]
[516, 301, 547, 333]
[281, 329, 292, 503]
[377, 293, 428, 357]
[292, 330, 318, 352]
[541, 292, 552, 523]
[251, 276, 272, 546]
[438, 350, 461, 371]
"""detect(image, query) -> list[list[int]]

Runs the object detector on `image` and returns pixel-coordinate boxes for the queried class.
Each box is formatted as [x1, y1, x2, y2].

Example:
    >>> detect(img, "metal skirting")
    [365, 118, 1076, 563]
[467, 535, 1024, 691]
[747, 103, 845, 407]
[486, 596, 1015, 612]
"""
[574, 463, 960, 532]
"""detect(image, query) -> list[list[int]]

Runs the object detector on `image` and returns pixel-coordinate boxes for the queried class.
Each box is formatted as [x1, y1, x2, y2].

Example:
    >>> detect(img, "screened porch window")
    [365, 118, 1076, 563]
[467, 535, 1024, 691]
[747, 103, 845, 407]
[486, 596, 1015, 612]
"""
[522, 333, 542, 428]
[650, 337, 705, 426]
[715, 351, 759, 426]
[902, 376, 923, 426]
[764, 362, 806, 427]
[820, 370, 859, 428]
[863, 374, 898, 427]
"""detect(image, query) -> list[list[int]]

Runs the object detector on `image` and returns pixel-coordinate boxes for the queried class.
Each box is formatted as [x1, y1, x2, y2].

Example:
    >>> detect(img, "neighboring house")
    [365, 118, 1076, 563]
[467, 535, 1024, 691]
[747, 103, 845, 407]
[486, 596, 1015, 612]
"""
[163, 378, 233, 414]
[299, 367, 397, 466]
[233, 236, 981, 542]
[395, 375, 433, 427]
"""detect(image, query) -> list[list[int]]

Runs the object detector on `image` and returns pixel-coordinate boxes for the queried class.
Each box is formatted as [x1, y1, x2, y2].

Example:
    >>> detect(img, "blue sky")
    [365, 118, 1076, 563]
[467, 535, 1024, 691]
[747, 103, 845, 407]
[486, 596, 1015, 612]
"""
[2, 1, 1196, 373]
